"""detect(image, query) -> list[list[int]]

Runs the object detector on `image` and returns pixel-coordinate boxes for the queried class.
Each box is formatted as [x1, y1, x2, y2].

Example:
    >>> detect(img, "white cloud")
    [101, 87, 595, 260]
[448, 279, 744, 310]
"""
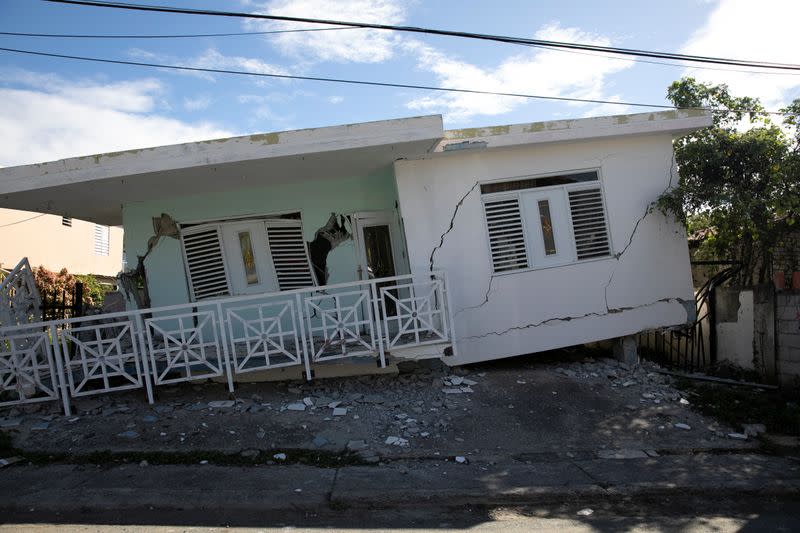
[0, 70, 233, 167]
[127, 47, 288, 82]
[246, 0, 406, 63]
[183, 95, 212, 111]
[680, 0, 800, 109]
[328, 95, 344, 104]
[404, 23, 633, 121]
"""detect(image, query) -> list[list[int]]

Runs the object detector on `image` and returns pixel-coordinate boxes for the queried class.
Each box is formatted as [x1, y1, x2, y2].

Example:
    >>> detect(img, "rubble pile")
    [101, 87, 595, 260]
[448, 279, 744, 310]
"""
[554, 358, 689, 405]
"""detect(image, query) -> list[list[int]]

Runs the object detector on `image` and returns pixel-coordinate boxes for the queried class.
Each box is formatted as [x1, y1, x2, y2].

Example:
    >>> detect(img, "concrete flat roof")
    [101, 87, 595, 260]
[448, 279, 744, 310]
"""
[0, 115, 444, 225]
[0, 109, 711, 225]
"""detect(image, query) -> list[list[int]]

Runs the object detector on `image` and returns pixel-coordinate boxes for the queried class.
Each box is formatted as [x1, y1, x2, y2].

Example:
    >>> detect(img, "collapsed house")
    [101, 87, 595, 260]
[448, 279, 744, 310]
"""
[0, 110, 711, 414]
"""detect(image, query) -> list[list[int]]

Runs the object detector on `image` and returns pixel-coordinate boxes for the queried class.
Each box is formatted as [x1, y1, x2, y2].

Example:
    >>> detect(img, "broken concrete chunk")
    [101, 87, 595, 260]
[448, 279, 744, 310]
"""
[727, 432, 748, 440]
[674, 423, 692, 430]
[454, 456, 468, 464]
[303, 397, 314, 407]
[347, 440, 368, 451]
[384, 436, 409, 447]
[208, 400, 235, 408]
[441, 388, 463, 394]
[332, 407, 347, 417]
[273, 453, 287, 461]
[286, 403, 306, 411]
[327, 401, 341, 409]
[0, 418, 22, 428]
[448, 376, 464, 386]
[0, 457, 24, 468]
[30, 421, 50, 431]
[459, 387, 474, 393]
[742, 423, 766, 437]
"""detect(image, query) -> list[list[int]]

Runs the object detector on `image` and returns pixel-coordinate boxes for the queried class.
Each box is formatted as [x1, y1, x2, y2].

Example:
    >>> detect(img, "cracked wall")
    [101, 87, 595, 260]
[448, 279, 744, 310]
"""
[395, 134, 695, 365]
[122, 170, 397, 308]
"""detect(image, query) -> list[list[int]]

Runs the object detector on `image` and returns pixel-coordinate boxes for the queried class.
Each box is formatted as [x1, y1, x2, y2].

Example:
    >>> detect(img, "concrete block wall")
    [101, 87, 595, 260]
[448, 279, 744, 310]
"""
[777, 292, 800, 385]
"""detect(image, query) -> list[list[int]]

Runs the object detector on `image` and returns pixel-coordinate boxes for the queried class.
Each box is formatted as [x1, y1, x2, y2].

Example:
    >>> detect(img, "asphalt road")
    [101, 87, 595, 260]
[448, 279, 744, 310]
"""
[3, 501, 800, 532]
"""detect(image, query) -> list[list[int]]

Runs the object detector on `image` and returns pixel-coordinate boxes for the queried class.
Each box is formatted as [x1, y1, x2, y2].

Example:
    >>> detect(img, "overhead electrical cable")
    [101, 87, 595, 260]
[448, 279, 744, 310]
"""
[2, 29, 798, 77]
[0, 46, 791, 116]
[0, 27, 358, 39]
[0, 213, 47, 228]
[44, 0, 800, 72]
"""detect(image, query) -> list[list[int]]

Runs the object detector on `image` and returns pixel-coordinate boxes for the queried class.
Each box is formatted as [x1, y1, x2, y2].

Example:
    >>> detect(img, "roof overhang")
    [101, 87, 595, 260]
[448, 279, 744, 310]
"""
[0, 115, 444, 226]
[433, 109, 713, 154]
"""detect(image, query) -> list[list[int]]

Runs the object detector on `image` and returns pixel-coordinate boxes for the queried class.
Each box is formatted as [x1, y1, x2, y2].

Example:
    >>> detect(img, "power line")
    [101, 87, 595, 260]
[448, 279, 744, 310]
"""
[45, 0, 800, 72]
[2, 29, 797, 78]
[0, 26, 358, 39]
[0, 45, 791, 116]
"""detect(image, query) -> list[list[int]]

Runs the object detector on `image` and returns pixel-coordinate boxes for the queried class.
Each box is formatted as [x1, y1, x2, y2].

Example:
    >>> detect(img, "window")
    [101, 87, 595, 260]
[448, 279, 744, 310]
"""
[179, 213, 315, 301]
[62, 216, 72, 227]
[481, 170, 611, 273]
[93, 224, 110, 256]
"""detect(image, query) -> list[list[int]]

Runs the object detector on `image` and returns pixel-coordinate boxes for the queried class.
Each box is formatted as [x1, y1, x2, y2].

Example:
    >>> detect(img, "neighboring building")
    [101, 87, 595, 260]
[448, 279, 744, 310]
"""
[0, 208, 123, 276]
[0, 110, 711, 412]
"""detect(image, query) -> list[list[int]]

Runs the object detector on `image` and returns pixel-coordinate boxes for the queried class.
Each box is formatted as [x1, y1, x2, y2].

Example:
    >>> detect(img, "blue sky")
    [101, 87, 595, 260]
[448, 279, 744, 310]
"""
[1, 0, 798, 166]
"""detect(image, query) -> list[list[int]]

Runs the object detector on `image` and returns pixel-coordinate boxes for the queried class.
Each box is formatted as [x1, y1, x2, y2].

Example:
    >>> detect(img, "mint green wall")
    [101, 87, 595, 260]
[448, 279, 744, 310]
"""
[122, 169, 399, 308]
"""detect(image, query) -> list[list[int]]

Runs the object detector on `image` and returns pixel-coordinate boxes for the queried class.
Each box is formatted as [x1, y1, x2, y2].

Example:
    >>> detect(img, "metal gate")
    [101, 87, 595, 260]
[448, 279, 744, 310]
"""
[638, 261, 740, 371]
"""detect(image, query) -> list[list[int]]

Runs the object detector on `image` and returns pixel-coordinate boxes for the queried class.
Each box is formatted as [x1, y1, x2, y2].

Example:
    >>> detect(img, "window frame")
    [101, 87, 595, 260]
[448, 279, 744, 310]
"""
[480, 167, 614, 276]
[178, 211, 316, 302]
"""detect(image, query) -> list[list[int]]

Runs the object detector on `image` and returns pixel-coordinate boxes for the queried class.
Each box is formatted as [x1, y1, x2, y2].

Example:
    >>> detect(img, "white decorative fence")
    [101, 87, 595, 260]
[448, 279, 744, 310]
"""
[0, 272, 455, 416]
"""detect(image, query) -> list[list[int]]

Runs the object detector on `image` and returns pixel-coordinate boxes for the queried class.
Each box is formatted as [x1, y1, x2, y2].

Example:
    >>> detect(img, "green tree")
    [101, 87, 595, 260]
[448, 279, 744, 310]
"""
[657, 78, 800, 284]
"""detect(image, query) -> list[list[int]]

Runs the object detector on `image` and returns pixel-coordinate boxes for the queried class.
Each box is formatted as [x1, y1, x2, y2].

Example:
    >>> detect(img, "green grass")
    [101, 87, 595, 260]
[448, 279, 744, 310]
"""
[676, 378, 800, 436]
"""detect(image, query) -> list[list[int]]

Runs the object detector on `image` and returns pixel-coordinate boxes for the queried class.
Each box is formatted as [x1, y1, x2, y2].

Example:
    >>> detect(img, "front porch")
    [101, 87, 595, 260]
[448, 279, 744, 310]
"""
[0, 270, 455, 416]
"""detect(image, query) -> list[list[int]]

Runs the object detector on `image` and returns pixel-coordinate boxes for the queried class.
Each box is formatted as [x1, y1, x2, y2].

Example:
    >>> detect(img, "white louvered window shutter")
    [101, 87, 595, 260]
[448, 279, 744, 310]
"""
[568, 186, 611, 260]
[483, 197, 529, 273]
[181, 226, 231, 300]
[93, 224, 110, 256]
[266, 220, 316, 290]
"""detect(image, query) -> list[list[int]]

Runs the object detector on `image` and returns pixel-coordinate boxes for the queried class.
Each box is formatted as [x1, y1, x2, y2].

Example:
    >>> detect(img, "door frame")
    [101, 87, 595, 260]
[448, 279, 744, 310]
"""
[351, 210, 408, 281]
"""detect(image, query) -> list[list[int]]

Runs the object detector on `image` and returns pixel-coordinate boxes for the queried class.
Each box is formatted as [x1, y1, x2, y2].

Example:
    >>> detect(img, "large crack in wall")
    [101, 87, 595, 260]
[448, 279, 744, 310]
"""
[439, 154, 689, 338]
[307, 212, 352, 285]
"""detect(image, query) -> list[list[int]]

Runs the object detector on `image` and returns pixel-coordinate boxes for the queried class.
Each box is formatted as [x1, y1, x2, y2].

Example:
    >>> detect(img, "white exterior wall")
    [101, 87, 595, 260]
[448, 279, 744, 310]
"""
[715, 289, 756, 370]
[395, 134, 695, 365]
[0, 208, 123, 276]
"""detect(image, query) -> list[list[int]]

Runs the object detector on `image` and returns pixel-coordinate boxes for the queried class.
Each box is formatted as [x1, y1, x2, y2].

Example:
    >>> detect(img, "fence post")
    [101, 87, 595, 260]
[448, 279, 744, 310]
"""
[73, 281, 84, 318]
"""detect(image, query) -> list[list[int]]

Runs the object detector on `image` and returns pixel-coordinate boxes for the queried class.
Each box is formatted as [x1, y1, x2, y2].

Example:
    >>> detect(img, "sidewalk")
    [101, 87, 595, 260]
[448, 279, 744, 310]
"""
[1, 452, 798, 515]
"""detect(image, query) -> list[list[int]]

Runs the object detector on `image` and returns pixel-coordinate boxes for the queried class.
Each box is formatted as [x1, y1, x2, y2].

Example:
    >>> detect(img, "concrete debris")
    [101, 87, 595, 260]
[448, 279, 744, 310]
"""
[0, 418, 22, 428]
[30, 421, 50, 431]
[208, 401, 235, 408]
[347, 440, 368, 451]
[139, 460, 149, 467]
[577, 508, 594, 516]
[454, 456, 468, 464]
[303, 397, 314, 407]
[273, 453, 287, 461]
[385, 436, 409, 447]
[743, 423, 766, 437]
[312, 435, 328, 447]
[286, 403, 306, 412]
[674, 423, 692, 430]
[332, 407, 347, 417]
[727, 432, 748, 440]
[0, 457, 24, 468]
